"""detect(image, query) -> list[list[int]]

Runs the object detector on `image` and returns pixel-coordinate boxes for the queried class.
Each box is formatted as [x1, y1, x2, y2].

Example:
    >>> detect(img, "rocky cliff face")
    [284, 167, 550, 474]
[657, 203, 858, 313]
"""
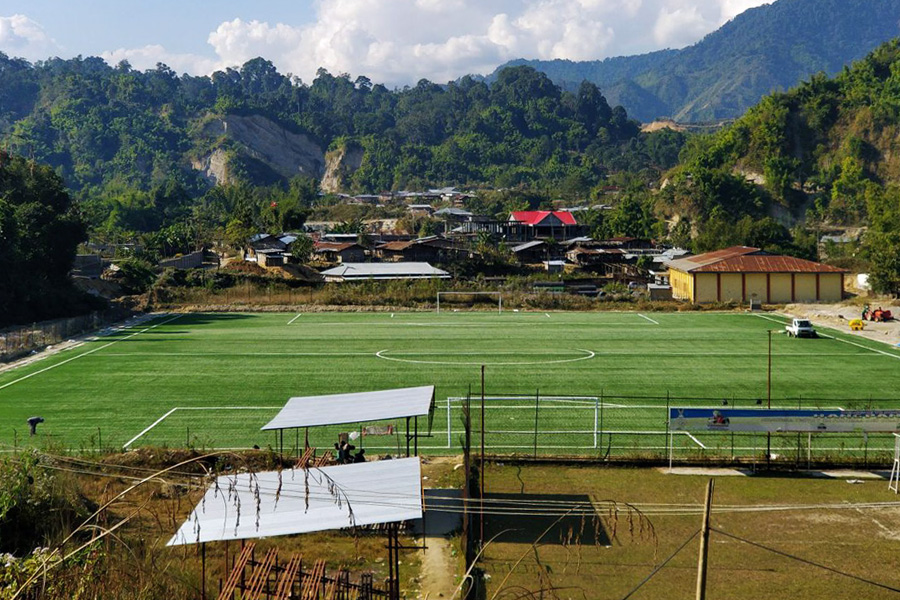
[193, 114, 326, 185]
[321, 144, 365, 193]
[191, 148, 230, 186]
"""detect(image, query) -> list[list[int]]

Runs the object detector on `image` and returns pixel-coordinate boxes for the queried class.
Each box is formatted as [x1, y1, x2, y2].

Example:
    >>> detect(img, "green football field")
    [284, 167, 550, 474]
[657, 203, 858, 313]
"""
[2, 310, 900, 458]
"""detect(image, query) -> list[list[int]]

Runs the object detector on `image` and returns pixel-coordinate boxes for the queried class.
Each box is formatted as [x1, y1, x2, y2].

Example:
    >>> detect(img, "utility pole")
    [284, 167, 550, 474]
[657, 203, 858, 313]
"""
[767, 329, 772, 464]
[696, 479, 715, 600]
[480, 365, 486, 548]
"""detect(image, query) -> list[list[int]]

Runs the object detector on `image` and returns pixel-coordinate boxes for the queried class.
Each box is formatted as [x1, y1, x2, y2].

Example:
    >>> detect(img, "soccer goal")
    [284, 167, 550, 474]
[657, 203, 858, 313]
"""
[436, 291, 502, 313]
[890, 434, 900, 494]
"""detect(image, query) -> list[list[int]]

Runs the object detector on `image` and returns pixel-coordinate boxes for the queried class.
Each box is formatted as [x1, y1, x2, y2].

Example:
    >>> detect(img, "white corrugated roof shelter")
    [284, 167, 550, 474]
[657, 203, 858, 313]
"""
[321, 262, 450, 282]
[262, 386, 435, 431]
[168, 457, 423, 546]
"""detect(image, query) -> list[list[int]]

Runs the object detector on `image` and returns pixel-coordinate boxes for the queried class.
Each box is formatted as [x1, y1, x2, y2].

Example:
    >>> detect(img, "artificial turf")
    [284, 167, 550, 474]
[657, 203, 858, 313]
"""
[1, 310, 899, 455]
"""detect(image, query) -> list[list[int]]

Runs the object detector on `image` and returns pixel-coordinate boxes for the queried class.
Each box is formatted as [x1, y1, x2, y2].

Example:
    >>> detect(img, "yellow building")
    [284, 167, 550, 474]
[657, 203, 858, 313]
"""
[667, 246, 845, 304]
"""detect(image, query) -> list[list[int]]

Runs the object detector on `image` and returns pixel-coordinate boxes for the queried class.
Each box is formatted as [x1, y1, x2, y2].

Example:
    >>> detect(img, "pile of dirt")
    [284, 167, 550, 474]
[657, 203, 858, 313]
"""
[275, 263, 324, 283]
[222, 260, 268, 275]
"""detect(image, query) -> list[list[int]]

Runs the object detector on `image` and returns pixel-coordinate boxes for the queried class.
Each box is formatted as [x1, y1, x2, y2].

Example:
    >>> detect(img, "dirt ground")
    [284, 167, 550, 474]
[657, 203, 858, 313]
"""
[479, 463, 900, 600]
[782, 302, 900, 347]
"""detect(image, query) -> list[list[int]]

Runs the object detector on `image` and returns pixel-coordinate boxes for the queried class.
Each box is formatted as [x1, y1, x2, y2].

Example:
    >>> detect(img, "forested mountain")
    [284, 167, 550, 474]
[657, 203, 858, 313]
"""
[660, 39, 900, 293]
[489, 0, 900, 122]
[0, 54, 685, 240]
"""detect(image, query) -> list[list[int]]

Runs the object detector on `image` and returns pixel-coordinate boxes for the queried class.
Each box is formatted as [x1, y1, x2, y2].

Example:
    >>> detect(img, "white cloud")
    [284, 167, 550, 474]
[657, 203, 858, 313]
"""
[3, 2, 775, 84]
[653, 5, 716, 47]
[100, 45, 218, 75]
[0, 14, 60, 61]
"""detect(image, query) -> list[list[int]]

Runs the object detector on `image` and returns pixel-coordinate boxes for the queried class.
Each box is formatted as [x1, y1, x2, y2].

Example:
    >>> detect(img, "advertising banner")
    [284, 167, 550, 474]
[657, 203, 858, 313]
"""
[669, 408, 900, 433]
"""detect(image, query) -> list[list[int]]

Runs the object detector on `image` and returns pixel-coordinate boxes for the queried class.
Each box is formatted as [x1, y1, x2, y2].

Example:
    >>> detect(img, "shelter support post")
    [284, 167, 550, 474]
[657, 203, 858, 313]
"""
[200, 542, 206, 600]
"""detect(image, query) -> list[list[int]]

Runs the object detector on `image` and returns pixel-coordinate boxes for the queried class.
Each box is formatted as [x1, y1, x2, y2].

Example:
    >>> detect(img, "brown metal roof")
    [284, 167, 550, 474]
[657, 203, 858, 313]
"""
[315, 242, 359, 252]
[668, 246, 845, 273]
[666, 246, 759, 272]
[378, 241, 416, 251]
[691, 255, 847, 273]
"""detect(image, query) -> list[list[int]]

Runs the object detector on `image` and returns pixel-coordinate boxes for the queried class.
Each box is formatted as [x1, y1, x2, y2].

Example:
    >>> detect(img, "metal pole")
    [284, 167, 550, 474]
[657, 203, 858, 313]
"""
[696, 479, 715, 600]
[533, 388, 540, 458]
[767, 329, 772, 465]
[593, 396, 599, 449]
[447, 396, 452, 449]
[481, 365, 486, 549]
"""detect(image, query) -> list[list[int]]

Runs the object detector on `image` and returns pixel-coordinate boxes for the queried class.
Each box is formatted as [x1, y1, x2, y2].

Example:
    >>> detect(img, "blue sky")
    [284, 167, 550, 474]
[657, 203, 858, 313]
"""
[0, 1, 770, 85]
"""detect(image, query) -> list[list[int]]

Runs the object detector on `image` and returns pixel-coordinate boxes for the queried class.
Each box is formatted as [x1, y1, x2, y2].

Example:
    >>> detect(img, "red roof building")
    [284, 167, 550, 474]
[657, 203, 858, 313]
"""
[508, 211, 579, 239]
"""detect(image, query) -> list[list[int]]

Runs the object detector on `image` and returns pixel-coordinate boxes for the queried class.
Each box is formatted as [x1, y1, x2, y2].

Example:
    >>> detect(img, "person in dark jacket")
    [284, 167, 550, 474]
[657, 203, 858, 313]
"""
[27, 416, 44, 436]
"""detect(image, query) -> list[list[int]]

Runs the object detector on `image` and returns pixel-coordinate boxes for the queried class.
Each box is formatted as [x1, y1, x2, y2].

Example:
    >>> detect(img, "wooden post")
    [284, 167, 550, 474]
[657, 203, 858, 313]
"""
[696, 479, 714, 600]
[201, 543, 207, 600]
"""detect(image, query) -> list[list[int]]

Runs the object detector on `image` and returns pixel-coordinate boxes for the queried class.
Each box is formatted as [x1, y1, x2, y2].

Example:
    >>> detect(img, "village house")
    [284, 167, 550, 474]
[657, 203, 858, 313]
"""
[314, 241, 367, 263]
[508, 211, 581, 240]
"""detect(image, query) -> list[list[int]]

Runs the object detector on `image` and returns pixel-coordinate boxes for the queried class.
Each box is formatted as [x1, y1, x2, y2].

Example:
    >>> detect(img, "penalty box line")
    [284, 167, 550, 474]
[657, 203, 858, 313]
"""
[123, 406, 278, 449]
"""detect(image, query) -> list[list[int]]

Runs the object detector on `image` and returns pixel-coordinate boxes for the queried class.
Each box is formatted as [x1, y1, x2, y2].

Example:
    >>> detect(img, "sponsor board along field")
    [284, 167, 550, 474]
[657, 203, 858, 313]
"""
[1, 310, 900, 458]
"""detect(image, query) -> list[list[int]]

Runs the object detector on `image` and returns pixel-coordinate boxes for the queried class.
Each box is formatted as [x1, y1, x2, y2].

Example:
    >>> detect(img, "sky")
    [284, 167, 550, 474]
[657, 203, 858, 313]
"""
[0, 0, 771, 86]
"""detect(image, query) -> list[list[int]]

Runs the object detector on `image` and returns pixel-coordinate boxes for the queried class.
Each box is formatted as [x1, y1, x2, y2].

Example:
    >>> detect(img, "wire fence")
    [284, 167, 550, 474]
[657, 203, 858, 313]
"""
[6, 391, 900, 467]
[0, 308, 133, 362]
[440, 393, 900, 466]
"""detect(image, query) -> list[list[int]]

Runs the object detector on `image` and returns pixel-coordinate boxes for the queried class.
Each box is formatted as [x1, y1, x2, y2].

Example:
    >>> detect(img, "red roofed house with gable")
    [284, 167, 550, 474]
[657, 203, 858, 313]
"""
[509, 211, 579, 240]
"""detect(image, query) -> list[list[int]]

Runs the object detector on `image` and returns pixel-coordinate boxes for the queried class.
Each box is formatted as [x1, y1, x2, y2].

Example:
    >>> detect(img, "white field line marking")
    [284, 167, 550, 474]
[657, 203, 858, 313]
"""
[638, 313, 660, 325]
[753, 313, 789, 325]
[818, 333, 900, 361]
[0, 314, 183, 391]
[123, 408, 178, 449]
[123, 405, 278, 449]
[287, 313, 302, 325]
[753, 312, 900, 360]
[102, 352, 374, 357]
[375, 348, 596, 366]
[685, 433, 708, 449]
[306, 321, 651, 327]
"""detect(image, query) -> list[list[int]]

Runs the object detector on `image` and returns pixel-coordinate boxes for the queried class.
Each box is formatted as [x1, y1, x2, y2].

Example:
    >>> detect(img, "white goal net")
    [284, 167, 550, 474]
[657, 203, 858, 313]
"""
[436, 291, 502, 313]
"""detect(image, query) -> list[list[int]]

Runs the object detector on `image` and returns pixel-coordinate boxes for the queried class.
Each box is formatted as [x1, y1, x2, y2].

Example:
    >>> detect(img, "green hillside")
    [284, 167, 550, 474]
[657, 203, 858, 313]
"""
[492, 0, 900, 122]
[0, 56, 681, 199]
[662, 39, 900, 294]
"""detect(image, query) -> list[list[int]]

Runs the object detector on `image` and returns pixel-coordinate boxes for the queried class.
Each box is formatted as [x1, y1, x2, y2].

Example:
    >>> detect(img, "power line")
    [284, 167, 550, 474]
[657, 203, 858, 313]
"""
[620, 529, 699, 600]
[711, 528, 900, 594]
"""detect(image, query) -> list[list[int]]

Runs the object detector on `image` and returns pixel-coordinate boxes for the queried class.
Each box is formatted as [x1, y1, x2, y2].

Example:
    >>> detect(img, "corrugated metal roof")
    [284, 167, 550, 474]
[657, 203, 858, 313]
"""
[321, 262, 450, 279]
[512, 240, 545, 252]
[262, 385, 435, 430]
[509, 211, 577, 226]
[667, 246, 846, 273]
[692, 255, 847, 273]
[315, 242, 359, 252]
[378, 241, 416, 251]
[666, 246, 760, 272]
[167, 458, 422, 546]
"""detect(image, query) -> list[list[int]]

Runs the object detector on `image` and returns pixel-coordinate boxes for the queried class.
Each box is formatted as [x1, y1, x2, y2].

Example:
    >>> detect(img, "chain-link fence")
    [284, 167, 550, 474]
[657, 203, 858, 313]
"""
[0, 308, 133, 362]
[440, 393, 900, 465]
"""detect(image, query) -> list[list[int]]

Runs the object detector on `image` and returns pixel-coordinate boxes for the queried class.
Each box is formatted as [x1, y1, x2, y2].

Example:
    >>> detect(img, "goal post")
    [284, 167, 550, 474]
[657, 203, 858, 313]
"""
[436, 291, 502, 314]
[890, 433, 900, 494]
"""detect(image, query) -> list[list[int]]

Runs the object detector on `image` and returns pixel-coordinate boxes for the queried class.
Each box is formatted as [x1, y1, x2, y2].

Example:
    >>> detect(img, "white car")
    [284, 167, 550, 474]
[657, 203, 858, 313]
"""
[785, 318, 817, 338]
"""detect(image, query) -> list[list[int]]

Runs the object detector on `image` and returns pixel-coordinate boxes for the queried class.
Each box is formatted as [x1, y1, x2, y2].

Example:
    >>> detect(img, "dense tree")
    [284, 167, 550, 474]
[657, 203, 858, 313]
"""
[0, 151, 97, 326]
